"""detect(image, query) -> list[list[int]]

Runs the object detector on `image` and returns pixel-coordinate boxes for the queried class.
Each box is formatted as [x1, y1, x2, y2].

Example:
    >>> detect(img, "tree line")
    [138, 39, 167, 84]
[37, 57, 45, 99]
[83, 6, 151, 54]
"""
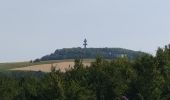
[39, 48, 144, 61]
[1, 45, 170, 100]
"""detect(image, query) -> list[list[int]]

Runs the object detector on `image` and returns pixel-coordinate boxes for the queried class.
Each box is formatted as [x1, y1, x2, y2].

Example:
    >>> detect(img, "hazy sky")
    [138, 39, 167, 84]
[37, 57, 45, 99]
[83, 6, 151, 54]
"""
[0, 0, 170, 62]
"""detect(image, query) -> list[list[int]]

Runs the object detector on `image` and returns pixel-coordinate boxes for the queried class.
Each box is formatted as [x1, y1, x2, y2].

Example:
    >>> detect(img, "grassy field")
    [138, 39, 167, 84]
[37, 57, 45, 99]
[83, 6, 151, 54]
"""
[0, 59, 95, 72]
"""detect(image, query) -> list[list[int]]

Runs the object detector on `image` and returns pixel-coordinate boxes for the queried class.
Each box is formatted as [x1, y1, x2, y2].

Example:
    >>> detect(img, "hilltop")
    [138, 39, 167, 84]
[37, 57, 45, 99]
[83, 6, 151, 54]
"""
[38, 47, 145, 61]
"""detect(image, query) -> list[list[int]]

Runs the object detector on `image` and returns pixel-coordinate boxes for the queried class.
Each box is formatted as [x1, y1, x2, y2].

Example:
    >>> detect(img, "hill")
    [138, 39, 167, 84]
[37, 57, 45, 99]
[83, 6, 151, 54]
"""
[39, 47, 145, 61]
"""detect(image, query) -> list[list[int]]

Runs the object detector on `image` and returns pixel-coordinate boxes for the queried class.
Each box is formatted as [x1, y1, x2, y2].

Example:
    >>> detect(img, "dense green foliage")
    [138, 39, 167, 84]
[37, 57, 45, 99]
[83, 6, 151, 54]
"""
[1, 45, 170, 100]
[40, 48, 144, 61]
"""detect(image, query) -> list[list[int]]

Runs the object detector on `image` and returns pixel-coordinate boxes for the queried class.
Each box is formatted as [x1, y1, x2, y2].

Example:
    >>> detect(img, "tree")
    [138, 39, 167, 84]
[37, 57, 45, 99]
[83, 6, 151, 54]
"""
[128, 54, 163, 100]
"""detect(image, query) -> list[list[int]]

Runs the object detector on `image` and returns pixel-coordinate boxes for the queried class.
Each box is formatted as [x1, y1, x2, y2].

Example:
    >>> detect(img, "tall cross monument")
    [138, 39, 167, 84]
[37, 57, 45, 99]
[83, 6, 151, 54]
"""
[83, 38, 87, 48]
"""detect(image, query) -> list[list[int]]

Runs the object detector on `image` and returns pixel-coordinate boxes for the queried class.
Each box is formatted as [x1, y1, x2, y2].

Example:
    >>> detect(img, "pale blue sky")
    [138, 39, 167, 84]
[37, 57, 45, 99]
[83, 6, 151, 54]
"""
[0, 0, 170, 62]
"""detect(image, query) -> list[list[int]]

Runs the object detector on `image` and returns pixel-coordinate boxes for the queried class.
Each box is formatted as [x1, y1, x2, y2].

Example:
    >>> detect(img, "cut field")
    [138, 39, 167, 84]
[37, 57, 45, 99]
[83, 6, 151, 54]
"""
[11, 61, 91, 72]
[0, 59, 94, 72]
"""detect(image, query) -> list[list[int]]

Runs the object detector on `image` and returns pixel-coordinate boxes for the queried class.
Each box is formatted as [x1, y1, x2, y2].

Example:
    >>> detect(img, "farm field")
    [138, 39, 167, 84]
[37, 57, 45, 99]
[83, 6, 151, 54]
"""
[11, 60, 91, 72]
[0, 59, 94, 72]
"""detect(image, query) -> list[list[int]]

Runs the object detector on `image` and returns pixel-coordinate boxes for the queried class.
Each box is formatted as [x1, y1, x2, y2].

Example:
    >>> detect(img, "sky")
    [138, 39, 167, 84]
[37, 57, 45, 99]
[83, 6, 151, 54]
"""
[0, 0, 170, 62]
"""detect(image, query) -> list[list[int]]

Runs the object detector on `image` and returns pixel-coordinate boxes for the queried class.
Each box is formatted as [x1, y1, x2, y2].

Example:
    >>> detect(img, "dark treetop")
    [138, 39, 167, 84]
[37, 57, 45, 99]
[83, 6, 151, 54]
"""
[39, 47, 145, 61]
